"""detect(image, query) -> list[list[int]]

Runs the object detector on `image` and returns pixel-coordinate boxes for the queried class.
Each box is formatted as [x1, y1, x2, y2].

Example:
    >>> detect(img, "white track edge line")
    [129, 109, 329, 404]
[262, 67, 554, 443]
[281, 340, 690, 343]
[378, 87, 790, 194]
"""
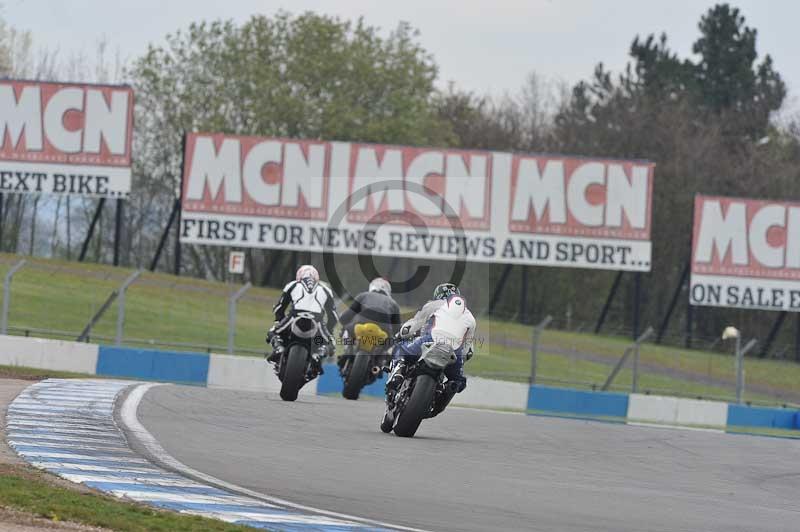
[119, 382, 431, 532]
[627, 421, 726, 433]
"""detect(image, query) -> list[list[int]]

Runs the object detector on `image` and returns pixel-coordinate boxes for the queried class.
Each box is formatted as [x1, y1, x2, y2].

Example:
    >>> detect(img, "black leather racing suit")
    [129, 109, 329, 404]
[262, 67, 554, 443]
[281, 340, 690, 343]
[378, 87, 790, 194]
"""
[338, 291, 401, 361]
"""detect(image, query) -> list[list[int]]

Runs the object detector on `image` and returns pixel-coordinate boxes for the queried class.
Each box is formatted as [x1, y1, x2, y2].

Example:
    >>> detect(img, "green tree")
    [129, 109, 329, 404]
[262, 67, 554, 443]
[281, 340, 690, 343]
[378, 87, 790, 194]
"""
[561, 3, 785, 144]
[129, 11, 453, 277]
[693, 4, 785, 138]
[548, 3, 798, 347]
[694, 5, 784, 110]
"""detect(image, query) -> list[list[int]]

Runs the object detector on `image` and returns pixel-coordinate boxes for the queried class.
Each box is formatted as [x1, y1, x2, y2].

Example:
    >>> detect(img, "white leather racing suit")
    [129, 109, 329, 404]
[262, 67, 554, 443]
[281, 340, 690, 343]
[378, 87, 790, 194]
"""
[270, 280, 339, 353]
[392, 296, 476, 390]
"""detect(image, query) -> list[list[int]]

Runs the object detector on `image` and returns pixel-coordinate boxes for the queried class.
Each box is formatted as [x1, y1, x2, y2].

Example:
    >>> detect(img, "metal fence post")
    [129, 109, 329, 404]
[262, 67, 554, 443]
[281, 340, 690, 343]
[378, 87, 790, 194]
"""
[228, 282, 252, 355]
[736, 338, 758, 403]
[734, 335, 741, 401]
[1, 260, 26, 335]
[603, 326, 653, 392]
[529, 315, 553, 385]
[115, 270, 143, 346]
[631, 326, 654, 393]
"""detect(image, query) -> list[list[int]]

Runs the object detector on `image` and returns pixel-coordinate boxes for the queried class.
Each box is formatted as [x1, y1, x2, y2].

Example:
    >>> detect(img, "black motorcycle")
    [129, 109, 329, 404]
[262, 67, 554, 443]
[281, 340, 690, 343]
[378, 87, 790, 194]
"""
[271, 312, 326, 401]
[340, 322, 391, 400]
[381, 340, 458, 437]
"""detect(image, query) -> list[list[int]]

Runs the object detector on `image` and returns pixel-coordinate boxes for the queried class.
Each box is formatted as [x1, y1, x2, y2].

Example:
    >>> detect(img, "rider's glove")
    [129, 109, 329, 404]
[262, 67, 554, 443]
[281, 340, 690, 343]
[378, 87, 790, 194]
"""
[465, 347, 474, 361]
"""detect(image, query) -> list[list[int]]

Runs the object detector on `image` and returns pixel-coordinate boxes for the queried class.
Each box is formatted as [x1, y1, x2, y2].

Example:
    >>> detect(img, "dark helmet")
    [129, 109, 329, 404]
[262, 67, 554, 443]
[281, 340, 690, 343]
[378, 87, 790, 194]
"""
[433, 283, 460, 300]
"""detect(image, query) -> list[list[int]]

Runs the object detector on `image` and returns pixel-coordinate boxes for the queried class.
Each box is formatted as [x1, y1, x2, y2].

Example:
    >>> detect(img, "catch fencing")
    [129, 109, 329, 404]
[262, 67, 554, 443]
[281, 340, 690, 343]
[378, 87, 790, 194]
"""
[1, 254, 798, 407]
[0, 255, 273, 356]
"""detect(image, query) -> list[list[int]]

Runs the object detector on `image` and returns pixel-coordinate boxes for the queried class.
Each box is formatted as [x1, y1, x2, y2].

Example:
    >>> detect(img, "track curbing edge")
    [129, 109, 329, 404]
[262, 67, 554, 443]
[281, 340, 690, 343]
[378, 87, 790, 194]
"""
[118, 382, 431, 532]
[7, 379, 427, 532]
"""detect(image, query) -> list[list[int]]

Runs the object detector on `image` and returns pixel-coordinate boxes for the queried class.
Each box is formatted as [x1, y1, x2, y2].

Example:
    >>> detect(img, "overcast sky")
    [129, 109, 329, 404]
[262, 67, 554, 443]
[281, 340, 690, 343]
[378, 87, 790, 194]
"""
[3, 0, 796, 109]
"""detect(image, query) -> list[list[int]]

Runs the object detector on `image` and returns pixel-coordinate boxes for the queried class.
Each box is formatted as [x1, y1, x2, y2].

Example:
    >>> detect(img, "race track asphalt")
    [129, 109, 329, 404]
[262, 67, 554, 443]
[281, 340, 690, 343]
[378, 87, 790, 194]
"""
[137, 385, 800, 532]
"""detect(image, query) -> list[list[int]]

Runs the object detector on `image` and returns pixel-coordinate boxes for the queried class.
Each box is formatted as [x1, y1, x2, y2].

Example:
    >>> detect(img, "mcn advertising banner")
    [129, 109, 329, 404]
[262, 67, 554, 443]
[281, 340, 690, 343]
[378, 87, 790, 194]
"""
[691, 195, 800, 312]
[180, 133, 655, 271]
[0, 80, 134, 197]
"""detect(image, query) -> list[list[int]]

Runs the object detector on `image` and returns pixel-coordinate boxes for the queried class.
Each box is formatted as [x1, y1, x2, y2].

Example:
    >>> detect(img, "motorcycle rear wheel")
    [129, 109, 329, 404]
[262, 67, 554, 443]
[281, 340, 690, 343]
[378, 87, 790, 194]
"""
[342, 351, 370, 400]
[393, 374, 436, 438]
[280, 345, 307, 402]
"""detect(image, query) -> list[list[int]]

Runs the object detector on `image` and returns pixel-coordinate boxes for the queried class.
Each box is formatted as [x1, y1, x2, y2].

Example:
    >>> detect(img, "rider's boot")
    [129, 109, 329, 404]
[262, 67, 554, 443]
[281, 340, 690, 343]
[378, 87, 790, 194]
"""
[430, 381, 460, 418]
[266, 335, 284, 363]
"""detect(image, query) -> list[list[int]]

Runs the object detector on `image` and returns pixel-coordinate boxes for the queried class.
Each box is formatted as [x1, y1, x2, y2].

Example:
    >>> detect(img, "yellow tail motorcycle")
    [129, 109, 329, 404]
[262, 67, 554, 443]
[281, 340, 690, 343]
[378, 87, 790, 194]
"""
[340, 322, 391, 400]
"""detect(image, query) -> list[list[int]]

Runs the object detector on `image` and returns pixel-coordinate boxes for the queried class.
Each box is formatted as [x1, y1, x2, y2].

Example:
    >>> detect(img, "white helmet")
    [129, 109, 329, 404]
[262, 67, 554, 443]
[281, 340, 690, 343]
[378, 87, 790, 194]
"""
[368, 277, 391, 296]
[296, 265, 319, 292]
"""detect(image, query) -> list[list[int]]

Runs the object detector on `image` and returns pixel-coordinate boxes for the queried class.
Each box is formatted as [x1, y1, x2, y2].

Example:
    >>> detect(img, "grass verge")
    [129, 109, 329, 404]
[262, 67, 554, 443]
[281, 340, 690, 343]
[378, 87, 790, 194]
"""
[0, 464, 253, 531]
[726, 427, 800, 439]
[0, 364, 93, 381]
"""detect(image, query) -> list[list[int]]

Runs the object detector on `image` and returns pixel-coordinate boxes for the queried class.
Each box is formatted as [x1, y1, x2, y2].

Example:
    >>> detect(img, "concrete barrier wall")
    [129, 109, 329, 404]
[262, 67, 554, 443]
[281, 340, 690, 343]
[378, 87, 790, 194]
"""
[96, 347, 209, 385]
[208, 353, 317, 396]
[0, 335, 98, 374]
[208, 353, 280, 392]
[528, 385, 629, 420]
[727, 404, 799, 430]
[453, 377, 528, 410]
[316, 368, 528, 411]
[628, 394, 728, 428]
[675, 398, 728, 427]
[316, 362, 384, 397]
[628, 394, 679, 424]
[0, 335, 797, 432]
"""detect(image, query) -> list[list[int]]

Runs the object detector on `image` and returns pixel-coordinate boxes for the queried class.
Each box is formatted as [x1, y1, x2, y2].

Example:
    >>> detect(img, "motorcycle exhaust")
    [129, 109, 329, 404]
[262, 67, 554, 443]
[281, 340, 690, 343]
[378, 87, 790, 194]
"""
[371, 365, 382, 376]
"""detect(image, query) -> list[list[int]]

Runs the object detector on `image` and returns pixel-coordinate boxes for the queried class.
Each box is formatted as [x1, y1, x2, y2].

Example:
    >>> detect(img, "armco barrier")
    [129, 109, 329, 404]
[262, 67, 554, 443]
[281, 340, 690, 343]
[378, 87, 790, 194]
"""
[528, 384, 629, 420]
[0, 335, 798, 433]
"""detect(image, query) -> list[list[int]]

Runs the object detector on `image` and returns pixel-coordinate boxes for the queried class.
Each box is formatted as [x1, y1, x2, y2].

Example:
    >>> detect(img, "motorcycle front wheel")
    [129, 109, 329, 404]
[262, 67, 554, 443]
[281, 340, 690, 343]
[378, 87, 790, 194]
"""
[393, 374, 436, 438]
[280, 345, 308, 401]
[380, 409, 394, 433]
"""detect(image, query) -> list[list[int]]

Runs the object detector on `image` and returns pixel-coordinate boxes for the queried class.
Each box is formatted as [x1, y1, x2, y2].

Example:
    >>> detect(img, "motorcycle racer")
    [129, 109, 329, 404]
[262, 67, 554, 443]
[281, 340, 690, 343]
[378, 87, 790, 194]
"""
[338, 277, 401, 368]
[266, 265, 338, 367]
[386, 282, 476, 400]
